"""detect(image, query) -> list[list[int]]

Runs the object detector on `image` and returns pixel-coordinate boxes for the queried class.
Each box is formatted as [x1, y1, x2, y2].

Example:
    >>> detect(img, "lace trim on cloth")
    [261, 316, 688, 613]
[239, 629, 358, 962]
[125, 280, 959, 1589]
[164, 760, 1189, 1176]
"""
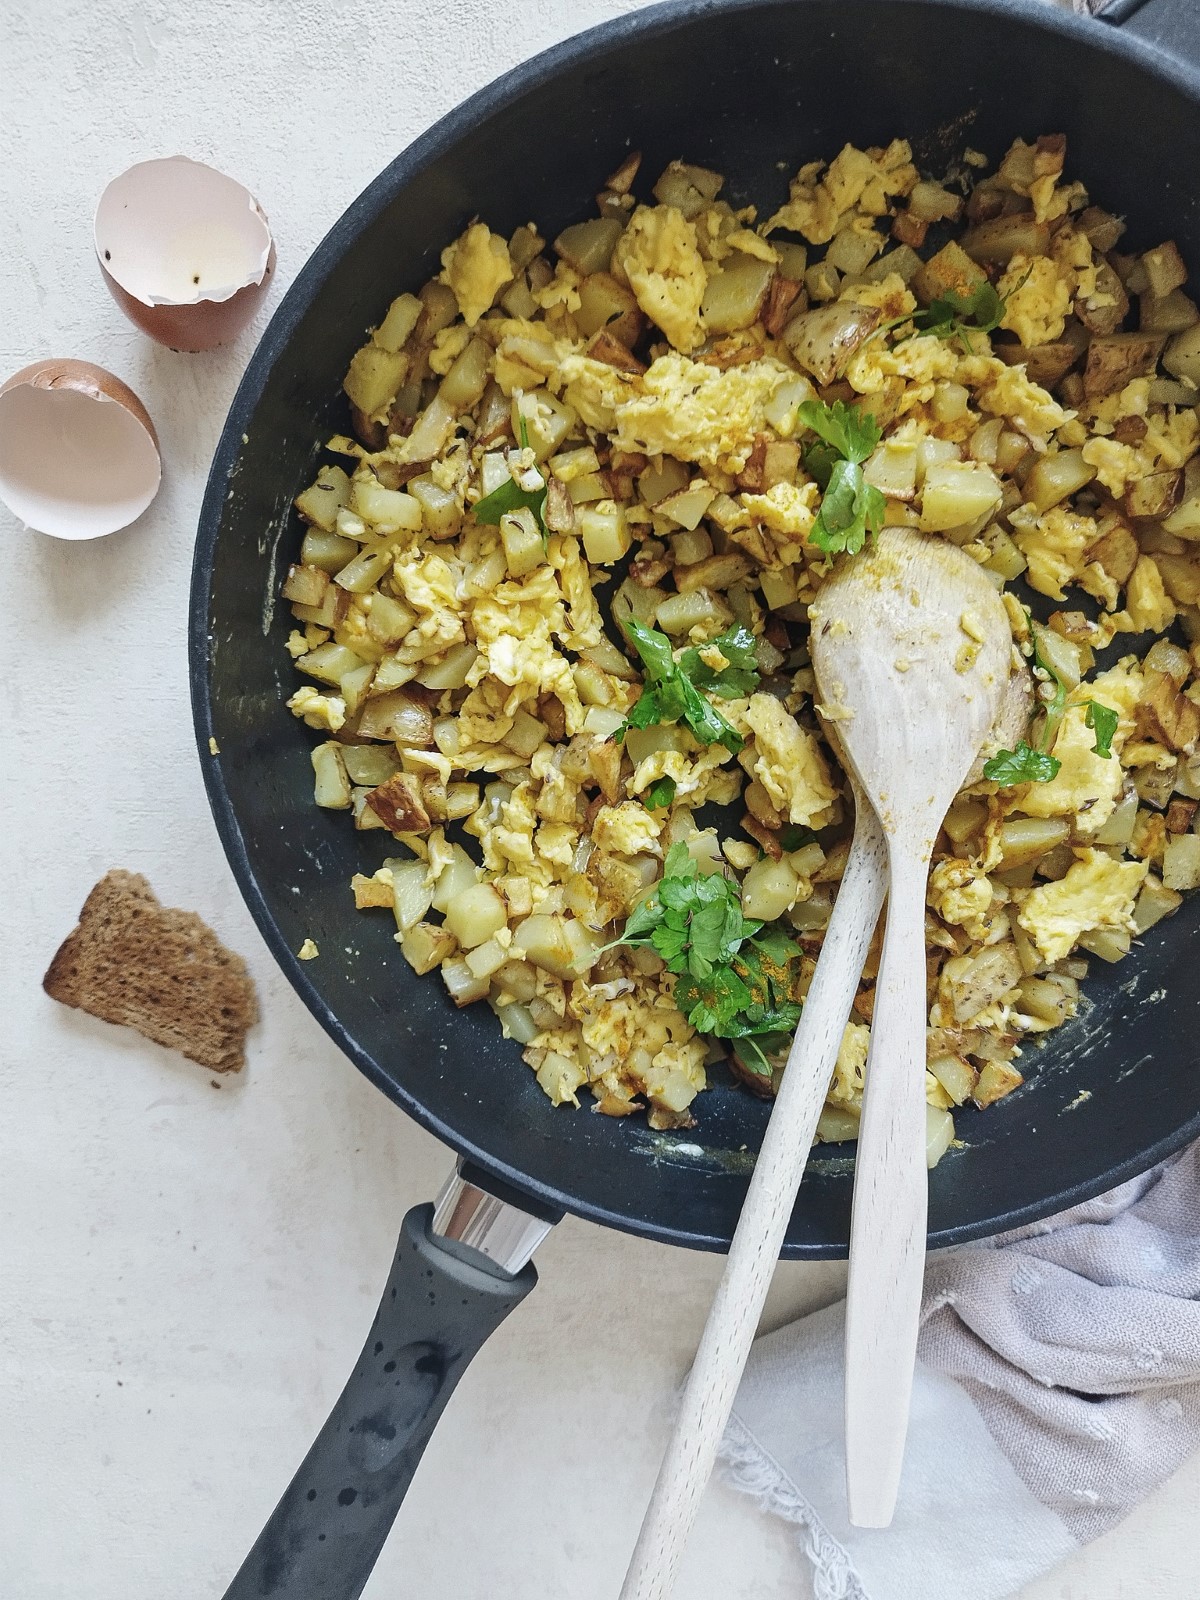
[715, 1413, 872, 1600]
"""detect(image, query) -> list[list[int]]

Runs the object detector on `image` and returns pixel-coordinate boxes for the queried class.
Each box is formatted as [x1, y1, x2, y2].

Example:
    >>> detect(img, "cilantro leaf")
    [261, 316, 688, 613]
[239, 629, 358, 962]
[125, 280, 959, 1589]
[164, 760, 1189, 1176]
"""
[797, 400, 886, 558]
[471, 420, 548, 536]
[606, 847, 803, 1051]
[778, 825, 817, 852]
[907, 269, 1029, 355]
[619, 616, 745, 754]
[982, 741, 1062, 786]
[796, 400, 881, 467]
[679, 625, 762, 699]
[1084, 700, 1119, 759]
[643, 775, 677, 810]
[809, 458, 887, 557]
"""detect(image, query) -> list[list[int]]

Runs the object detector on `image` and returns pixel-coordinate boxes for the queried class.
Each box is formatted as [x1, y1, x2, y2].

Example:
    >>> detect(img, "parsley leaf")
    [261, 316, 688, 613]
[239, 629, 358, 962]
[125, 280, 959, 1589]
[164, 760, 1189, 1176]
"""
[1084, 700, 1119, 758]
[470, 417, 548, 537]
[607, 843, 803, 1055]
[797, 400, 887, 557]
[679, 625, 762, 699]
[982, 741, 1062, 786]
[619, 616, 750, 754]
[642, 776, 677, 811]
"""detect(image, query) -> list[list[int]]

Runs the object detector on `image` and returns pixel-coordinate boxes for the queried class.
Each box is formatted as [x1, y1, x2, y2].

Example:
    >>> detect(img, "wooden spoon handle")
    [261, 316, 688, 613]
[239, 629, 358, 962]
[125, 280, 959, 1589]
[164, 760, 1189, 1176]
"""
[844, 843, 931, 1529]
[618, 804, 888, 1600]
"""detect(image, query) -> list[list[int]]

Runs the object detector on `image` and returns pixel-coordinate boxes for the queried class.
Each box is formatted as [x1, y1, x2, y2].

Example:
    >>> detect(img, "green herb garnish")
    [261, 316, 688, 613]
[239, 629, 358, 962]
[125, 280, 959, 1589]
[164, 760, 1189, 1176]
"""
[984, 615, 1119, 787]
[797, 400, 886, 558]
[907, 268, 1032, 355]
[1084, 700, 1119, 758]
[470, 416, 548, 537]
[981, 741, 1061, 786]
[643, 776, 677, 810]
[619, 619, 759, 754]
[609, 843, 802, 1074]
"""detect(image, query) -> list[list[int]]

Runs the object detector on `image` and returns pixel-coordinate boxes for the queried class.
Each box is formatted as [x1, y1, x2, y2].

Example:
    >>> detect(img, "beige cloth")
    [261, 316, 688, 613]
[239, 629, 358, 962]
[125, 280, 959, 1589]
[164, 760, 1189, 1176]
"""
[719, 1144, 1200, 1599]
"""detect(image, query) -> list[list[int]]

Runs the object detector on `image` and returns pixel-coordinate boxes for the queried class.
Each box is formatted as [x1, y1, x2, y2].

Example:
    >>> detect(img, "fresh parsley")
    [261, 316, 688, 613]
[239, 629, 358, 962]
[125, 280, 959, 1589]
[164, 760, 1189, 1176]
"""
[906, 268, 1031, 355]
[470, 417, 548, 537]
[619, 618, 760, 754]
[983, 616, 1119, 787]
[797, 400, 886, 558]
[609, 843, 802, 1075]
[643, 776, 677, 810]
[1085, 700, 1118, 758]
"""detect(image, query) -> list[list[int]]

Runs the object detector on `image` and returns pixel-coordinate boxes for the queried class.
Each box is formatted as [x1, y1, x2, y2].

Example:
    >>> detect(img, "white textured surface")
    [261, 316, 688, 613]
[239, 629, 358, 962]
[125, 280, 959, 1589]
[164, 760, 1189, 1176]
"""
[1, 1, 1197, 1596]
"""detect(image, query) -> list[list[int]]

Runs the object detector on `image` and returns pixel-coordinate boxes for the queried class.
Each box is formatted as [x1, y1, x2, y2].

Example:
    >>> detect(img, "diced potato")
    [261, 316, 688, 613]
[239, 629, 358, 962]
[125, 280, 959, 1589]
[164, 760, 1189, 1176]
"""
[374, 293, 423, 353]
[972, 1060, 1024, 1108]
[864, 439, 919, 502]
[1084, 332, 1165, 398]
[1024, 449, 1096, 514]
[554, 216, 625, 275]
[334, 543, 395, 594]
[1162, 321, 1200, 387]
[297, 641, 369, 687]
[575, 272, 643, 345]
[1140, 288, 1199, 336]
[928, 1054, 978, 1106]
[655, 587, 732, 636]
[1133, 874, 1183, 932]
[430, 844, 482, 912]
[926, 1105, 956, 1169]
[783, 302, 881, 385]
[503, 708, 549, 759]
[960, 214, 1051, 265]
[407, 476, 462, 541]
[997, 816, 1071, 869]
[816, 1103, 860, 1143]
[741, 856, 800, 922]
[675, 552, 751, 593]
[311, 742, 352, 809]
[513, 913, 600, 978]
[464, 938, 510, 982]
[913, 239, 987, 305]
[919, 461, 1001, 533]
[400, 921, 457, 975]
[1016, 974, 1076, 1027]
[1162, 832, 1200, 891]
[701, 257, 774, 334]
[349, 477, 423, 533]
[366, 771, 431, 833]
[301, 528, 360, 573]
[282, 564, 330, 608]
[439, 336, 492, 411]
[501, 506, 546, 577]
[942, 942, 1023, 1023]
[652, 160, 723, 217]
[909, 180, 963, 223]
[576, 501, 632, 566]
[416, 643, 479, 691]
[443, 883, 508, 949]
[440, 956, 491, 1007]
[1143, 240, 1188, 300]
[1077, 926, 1132, 963]
[390, 858, 434, 932]
[344, 344, 409, 416]
[825, 226, 885, 276]
[357, 690, 434, 746]
[365, 592, 417, 648]
[295, 465, 352, 532]
[1127, 471, 1183, 522]
[342, 744, 400, 786]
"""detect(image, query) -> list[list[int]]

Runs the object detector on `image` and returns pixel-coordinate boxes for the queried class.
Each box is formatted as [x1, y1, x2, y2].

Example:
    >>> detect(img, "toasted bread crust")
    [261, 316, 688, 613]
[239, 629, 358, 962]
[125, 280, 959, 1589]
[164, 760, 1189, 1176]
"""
[43, 871, 257, 1073]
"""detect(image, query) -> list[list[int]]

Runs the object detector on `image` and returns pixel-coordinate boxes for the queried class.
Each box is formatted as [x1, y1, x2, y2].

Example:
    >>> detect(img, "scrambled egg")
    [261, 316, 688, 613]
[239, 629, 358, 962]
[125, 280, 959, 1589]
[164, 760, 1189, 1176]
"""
[284, 136, 1200, 1140]
[613, 205, 707, 353]
[555, 350, 795, 472]
[1017, 850, 1148, 964]
[741, 693, 838, 827]
[440, 223, 513, 326]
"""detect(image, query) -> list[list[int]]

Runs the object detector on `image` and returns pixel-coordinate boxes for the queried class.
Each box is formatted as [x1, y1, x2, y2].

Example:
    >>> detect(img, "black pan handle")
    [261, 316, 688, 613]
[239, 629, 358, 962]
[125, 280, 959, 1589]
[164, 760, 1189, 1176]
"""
[1099, 0, 1200, 64]
[222, 1195, 544, 1600]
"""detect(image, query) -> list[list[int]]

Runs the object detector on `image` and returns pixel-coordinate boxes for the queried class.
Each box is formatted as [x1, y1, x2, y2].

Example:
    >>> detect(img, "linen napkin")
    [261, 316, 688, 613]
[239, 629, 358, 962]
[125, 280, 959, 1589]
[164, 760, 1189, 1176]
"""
[718, 1141, 1200, 1600]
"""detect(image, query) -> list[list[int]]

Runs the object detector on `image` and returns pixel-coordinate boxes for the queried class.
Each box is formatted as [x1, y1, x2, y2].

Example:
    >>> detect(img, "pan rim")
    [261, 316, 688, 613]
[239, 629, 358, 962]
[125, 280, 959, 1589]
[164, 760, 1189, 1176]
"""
[189, 0, 1200, 1257]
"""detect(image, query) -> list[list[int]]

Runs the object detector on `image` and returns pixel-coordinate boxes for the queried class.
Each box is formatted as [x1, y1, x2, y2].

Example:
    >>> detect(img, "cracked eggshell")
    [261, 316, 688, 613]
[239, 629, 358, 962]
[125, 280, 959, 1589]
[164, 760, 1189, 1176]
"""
[95, 156, 275, 351]
[0, 360, 161, 539]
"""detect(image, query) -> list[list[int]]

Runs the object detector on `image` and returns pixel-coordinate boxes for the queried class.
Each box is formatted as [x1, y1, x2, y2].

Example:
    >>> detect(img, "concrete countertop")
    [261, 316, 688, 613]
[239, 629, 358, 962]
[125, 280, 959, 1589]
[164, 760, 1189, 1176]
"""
[3, 1, 1197, 1594]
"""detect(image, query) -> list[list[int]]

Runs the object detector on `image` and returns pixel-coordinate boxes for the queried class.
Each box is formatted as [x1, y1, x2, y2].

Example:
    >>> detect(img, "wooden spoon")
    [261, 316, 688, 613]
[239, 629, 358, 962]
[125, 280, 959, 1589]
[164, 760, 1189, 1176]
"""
[619, 788, 888, 1600]
[809, 526, 1011, 1528]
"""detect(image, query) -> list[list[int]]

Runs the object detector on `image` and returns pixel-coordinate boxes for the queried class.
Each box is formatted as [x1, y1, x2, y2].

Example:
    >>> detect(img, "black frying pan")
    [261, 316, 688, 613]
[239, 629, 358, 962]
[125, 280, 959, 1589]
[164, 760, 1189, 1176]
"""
[190, 2, 1200, 1592]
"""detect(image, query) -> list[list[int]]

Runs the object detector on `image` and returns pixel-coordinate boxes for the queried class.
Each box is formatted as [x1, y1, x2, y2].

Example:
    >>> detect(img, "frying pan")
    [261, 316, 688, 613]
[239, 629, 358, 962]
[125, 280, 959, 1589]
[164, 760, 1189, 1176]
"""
[190, 0, 1200, 1591]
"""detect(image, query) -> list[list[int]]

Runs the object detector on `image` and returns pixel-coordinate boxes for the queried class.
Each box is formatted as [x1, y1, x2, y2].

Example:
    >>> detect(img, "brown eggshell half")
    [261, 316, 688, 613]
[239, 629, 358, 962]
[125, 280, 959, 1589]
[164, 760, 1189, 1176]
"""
[95, 156, 275, 353]
[0, 360, 162, 539]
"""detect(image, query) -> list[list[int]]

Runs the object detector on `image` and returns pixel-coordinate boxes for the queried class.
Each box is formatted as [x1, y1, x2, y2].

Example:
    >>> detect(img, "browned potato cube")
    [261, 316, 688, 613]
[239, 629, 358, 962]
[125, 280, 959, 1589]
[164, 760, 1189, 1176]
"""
[1083, 332, 1165, 397]
[365, 771, 432, 833]
[912, 240, 988, 307]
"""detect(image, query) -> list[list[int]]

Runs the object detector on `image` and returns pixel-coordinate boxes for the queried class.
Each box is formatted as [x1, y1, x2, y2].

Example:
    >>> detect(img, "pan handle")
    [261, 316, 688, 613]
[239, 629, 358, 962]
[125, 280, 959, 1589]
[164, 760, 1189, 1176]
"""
[222, 1172, 554, 1600]
[1098, 0, 1200, 63]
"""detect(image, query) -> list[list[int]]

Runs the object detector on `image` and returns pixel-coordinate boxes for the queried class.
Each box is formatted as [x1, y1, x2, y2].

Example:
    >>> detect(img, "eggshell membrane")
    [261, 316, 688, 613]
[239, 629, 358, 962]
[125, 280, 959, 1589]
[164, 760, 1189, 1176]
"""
[95, 156, 275, 352]
[0, 360, 161, 540]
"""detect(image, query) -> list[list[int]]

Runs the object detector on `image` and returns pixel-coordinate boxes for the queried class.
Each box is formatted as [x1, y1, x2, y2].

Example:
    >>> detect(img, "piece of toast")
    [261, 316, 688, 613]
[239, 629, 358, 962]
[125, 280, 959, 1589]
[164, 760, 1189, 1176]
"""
[43, 870, 257, 1073]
